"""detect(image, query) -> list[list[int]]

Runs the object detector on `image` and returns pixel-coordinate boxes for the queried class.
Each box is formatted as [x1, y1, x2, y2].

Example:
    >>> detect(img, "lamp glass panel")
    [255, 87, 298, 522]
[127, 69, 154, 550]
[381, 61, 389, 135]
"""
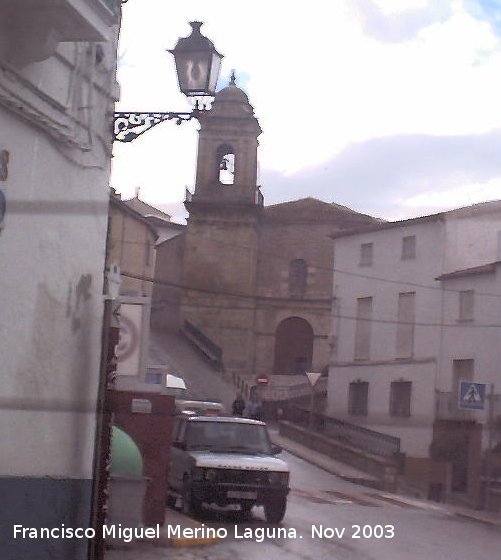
[208, 52, 222, 93]
[175, 52, 211, 95]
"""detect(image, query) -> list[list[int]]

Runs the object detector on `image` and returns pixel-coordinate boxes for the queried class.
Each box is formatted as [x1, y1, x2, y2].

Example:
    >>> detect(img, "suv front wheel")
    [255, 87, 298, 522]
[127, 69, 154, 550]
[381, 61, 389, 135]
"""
[264, 496, 287, 523]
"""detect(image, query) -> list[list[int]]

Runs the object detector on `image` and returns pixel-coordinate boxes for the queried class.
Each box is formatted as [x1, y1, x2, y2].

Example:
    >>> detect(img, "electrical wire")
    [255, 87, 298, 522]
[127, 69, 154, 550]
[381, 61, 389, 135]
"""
[110, 224, 501, 299]
[121, 270, 501, 329]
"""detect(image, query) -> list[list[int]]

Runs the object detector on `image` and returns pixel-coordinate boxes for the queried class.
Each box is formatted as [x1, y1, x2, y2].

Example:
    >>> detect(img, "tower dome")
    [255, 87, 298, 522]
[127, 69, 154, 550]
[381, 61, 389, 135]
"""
[210, 72, 254, 116]
[216, 82, 250, 103]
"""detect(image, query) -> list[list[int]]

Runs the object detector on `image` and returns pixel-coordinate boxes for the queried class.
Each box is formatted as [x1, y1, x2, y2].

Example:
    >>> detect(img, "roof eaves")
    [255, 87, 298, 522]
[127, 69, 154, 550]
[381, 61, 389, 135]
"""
[110, 195, 159, 240]
[330, 212, 446, 240]
[435, 261, 501, 281]
[122, 197, 172, 221]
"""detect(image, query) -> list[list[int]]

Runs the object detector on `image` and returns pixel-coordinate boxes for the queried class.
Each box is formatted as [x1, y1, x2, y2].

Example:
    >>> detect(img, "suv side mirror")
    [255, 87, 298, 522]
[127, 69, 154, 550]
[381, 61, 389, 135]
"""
[270, 444, 282, 455]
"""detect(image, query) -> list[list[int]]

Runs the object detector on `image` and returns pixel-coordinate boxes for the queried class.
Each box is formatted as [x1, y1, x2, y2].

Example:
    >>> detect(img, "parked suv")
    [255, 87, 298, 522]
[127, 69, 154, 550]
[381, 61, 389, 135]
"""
[168, 416, 290, 523]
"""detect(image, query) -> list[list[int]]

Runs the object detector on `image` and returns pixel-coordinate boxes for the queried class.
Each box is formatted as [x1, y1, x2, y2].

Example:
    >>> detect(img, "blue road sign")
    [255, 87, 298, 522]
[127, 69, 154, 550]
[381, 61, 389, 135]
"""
[458, 381, 486, 410]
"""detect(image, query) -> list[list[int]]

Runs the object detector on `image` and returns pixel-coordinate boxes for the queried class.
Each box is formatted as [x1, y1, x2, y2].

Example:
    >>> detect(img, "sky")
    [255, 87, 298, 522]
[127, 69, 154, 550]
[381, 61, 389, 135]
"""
[111, 0, 501, 223]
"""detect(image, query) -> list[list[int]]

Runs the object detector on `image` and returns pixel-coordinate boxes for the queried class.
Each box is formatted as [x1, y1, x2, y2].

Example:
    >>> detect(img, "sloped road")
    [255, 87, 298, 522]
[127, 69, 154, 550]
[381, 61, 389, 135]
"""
[106, 450, 500, 560]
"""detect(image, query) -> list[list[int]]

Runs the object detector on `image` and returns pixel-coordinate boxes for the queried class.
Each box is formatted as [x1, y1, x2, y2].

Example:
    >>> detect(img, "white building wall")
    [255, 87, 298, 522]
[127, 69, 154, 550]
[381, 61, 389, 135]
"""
[332, 221, 444, 363]
[0, 3, 119, 558]
[438, 269, 501, 433]
[0, 108, 108, 476]
[443, 203, 501, 272]
[331, 361, 437, 456]
[329, 208, 501, 458]
[329, 220, 444, 456]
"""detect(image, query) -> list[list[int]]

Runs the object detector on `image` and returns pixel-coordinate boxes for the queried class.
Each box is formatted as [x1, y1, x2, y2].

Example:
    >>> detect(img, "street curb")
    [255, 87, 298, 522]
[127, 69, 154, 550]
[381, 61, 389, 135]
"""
[170, 536, 223, 547]
[453, 511, 501, 529]
[151, 530, 222, 548]
[271, 432, 501, 528]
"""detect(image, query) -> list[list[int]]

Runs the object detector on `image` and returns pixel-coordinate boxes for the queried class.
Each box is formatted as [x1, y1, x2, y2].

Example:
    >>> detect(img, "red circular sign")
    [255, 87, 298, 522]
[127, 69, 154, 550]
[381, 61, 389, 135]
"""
[255, 374, 269, 385]
[116, 314, 139, 362]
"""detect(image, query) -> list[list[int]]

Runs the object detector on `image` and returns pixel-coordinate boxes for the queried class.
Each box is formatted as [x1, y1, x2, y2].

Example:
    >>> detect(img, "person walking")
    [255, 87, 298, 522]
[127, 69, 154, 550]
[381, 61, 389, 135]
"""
[231, 394, 245, 417]
[246, 395, 263, 421]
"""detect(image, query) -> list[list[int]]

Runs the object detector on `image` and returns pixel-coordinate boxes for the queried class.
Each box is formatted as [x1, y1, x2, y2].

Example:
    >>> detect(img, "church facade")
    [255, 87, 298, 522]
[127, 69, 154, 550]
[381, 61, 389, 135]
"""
[153, 78, 377, 381]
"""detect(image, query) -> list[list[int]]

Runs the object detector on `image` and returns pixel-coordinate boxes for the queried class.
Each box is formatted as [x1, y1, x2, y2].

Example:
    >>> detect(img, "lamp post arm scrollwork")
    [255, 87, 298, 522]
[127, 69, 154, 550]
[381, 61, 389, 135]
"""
[113, 110, 202, 143]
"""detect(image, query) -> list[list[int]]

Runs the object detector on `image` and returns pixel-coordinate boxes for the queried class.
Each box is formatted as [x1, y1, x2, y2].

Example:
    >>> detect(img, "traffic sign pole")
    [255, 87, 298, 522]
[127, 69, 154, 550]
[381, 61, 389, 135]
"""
[308, 385, 315, 431]
[306, 372, 321, 430]
[485, 383, 495, 510]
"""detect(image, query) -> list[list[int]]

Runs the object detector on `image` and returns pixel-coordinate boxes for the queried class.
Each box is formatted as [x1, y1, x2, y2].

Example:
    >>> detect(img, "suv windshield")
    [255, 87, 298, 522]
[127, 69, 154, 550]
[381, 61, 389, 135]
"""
[186, 421, 272, 454]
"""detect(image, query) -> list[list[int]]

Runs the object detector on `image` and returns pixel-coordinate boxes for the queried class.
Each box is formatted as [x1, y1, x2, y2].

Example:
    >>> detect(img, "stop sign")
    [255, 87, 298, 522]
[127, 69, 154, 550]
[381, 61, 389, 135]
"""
[256, 374, 269, 385]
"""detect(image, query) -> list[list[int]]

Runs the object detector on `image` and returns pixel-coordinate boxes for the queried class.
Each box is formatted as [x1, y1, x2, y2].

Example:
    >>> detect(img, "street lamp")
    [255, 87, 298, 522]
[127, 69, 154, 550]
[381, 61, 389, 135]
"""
[113, 21, 223, 143]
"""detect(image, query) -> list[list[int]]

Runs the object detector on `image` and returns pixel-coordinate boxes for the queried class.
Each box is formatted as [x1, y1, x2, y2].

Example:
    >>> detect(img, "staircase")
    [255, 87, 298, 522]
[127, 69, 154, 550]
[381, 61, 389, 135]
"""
[148, 327, 236, 410]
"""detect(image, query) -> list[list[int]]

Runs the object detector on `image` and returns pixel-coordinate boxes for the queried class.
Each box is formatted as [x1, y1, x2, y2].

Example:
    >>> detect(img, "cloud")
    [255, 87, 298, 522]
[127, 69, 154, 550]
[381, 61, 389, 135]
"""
[465, 0, 501, 36]
[260, 130, 501, 218]
[352, 0, 452, 43]
[112, 1, 501, 224]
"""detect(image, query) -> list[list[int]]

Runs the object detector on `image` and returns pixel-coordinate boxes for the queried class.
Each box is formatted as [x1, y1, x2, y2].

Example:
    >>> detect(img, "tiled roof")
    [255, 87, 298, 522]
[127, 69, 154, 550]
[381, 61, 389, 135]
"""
[436, 262, 501, 281]
[264, 198, 378, 225]
[122, 196, 172, 221]
[331, 199, 501, 239]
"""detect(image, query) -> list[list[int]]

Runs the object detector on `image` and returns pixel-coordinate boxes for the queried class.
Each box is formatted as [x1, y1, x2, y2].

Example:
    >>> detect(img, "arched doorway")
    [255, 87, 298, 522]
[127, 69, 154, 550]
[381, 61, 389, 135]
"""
[273, 317, 314, 374]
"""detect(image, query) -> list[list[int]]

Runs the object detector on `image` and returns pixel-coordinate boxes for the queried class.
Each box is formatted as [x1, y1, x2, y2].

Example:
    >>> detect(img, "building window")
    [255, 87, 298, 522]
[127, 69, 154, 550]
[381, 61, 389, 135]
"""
[396, 292, 415, 359]
[459, 290, 474, 321]
[354, 297, 373, 360]
[289, 259, 308, 298]
[389, 381, 412, 417]
[401, 235, 416, 260]
[359, 242, 373, 266]
[348, 381, 369, 416]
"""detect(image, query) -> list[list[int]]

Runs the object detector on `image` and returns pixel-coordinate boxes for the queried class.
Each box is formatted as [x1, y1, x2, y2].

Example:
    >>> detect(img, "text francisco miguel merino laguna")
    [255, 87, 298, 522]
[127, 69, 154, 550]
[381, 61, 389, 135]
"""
[13, 524, 304, 543]
[14, 523, 395, 542]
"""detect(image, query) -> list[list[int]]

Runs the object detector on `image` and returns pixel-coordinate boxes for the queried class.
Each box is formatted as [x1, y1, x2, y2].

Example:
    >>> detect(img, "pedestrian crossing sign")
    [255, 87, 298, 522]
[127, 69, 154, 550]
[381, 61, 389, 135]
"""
[458, 381, 486, 410]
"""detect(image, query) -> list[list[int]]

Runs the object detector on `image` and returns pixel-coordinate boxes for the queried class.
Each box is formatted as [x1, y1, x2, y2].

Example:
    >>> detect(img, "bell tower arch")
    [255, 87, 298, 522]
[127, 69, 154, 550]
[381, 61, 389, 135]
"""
[180, 75, 263, 380]
[193, 72, 262, 204]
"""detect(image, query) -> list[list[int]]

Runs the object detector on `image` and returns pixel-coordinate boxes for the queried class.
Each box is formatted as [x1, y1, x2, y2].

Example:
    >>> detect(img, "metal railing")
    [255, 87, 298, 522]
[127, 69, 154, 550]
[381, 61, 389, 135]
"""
[182, 320, 222, 364]
[285, 405, 401, 458]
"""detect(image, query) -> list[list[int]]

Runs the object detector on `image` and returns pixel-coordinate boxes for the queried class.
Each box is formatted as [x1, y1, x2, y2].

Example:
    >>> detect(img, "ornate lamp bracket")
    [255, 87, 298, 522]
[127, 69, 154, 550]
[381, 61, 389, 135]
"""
[113, 111, 199, 143]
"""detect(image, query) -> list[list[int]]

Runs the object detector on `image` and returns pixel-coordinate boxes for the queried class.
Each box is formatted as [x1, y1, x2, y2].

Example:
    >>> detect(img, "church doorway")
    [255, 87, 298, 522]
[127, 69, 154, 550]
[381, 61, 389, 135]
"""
[273, 317, 314, 374]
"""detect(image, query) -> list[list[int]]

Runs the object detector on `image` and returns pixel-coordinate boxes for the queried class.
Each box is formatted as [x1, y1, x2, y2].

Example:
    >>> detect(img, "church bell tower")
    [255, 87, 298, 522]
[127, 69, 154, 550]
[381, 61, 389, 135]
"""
[181, 74, 263, 380]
